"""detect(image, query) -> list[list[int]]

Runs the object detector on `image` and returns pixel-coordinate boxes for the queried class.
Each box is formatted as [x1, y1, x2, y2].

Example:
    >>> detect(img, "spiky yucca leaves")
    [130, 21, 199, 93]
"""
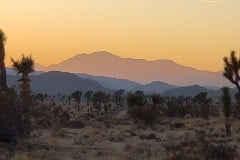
[11, 55, 34, 137]
[223, 51, 240, 91]
[221, 87, 232, 136]
[0, 29, 8, 91]
[11, 55, 34, 102]
[11, 55, 34, 76]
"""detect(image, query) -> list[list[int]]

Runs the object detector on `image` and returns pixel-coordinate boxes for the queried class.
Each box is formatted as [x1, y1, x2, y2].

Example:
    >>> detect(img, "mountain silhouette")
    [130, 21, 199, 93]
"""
[163, 85, 219, 97]
[132, 81, 177, 94]
[76, 73, 141, 90]
[37, 51, 229, 87]
[7, 71, 109, 95]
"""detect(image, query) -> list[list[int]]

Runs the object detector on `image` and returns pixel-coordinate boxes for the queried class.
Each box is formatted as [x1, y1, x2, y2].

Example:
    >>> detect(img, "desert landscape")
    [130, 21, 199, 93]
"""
[1, 0, 240, 159]
[1, 91, 240, 160]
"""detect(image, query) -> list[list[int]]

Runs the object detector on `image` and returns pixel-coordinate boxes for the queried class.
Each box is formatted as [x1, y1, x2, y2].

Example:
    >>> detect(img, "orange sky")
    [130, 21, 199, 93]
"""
[1, 0, 240, 71]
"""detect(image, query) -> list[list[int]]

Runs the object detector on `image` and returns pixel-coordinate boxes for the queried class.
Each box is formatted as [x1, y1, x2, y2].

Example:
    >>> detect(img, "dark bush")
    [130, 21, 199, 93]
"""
[171, 122, 185, 129]
[0, 127, 17, 145]
[128, 104, 159, 124]
[67, 120, 85, 129]
[0, 88, 23, 137]
[139, 133, 157, 140]
[127, 91, 159, 124]
[204, 143, 239, 160]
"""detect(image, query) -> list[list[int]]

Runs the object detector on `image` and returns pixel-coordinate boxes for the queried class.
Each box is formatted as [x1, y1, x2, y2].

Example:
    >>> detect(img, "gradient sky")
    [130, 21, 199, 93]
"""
[1, 0, 240, 71]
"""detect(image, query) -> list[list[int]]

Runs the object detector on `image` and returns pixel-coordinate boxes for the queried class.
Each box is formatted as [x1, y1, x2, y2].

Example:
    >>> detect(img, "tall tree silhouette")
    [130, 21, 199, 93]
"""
[84, 91, 93, 106]
[221, 87, 232, 136]
[71, 90, 82, 111]
[112, 89, 125, 108]
[11, 55, 34, 136]
[223, 51, 240, 92]
[0, 29, 8, 91]
[223, 51, 240, 112]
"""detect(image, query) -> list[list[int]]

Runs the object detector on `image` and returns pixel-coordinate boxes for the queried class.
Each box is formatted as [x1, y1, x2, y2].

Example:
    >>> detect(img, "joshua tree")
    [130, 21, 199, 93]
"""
[11, 54, 34, 136]
[71, 90, 83, 111]
[127, 90, 147, 107]
[112, 89, 125, 108]
[151, 94, 165, 106]
[93, 91, 105, 113]
[84, 91, 93, 106]
[103, 93, 111, 113]
[221, 87, 232, 136]
[194, 92, 211, 119]
[0, 29, 8, 91]
[223, 51, 240, 92]
[223, 51, 240, 110]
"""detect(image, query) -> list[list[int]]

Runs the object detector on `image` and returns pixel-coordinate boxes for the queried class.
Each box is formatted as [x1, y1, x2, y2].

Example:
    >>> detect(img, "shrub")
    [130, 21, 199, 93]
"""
[0, 88, 23, 139]
[128, 104, 159, 124]
[67, 120, 85, 129]
[139, 133, 157, 140]
[204, 143, 239, 160]
[127, 91, 159, 124]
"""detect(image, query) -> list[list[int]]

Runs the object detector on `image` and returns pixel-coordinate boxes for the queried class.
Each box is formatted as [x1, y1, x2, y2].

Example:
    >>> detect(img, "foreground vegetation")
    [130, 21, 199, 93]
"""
[0, 29, 240, 159]
[0, 89, 239, 160]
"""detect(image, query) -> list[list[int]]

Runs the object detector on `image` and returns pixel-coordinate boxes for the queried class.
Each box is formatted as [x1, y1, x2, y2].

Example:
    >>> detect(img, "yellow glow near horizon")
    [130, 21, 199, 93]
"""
[1, 0, 240, 71]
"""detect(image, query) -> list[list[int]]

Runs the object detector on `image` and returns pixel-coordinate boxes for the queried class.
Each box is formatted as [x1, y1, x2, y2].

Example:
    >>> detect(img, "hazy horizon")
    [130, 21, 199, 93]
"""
[6, 51, 224, 73]
[1, 0, 240, 71]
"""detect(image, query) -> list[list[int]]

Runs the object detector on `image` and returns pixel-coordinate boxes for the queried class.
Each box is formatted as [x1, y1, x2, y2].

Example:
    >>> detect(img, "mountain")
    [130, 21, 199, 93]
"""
[132, 81, 177, 94]
[44, 51, 230, 87]
[76, 73, 141, 90]
[163, 85, 219, 97]
[34, 63, 47, 72]
[6, 67, 44, 75]
[7, 71, 109, 95]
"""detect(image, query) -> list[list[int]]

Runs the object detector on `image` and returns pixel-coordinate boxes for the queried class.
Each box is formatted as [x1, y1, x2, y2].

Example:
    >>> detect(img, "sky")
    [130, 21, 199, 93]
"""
[1, 0, 240, 71]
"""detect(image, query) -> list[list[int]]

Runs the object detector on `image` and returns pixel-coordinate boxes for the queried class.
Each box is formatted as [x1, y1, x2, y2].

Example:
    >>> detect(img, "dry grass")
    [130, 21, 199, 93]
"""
[0, 103, 239, 160]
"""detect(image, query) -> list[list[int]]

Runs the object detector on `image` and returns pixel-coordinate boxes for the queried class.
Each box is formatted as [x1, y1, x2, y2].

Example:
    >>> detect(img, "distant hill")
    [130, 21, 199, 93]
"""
[7, 71, 109, 95]
[6, 67, 44, 75]
[76, 73, 141, 90]
[132, 81, 177, 94]
[42, 51, 230, 86]
[163, 85, 219, 97]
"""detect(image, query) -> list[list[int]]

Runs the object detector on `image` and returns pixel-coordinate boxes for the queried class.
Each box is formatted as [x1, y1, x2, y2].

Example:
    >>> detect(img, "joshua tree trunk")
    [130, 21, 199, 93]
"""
[21, 74, 31, 137]
[77, 102, 80, 111]
[225, 117, 231, 137]
[0, 43, 7, 91]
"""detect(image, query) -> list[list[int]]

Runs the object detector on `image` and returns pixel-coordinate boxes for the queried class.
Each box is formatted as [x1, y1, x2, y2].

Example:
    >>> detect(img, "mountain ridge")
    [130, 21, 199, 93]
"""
[8, 51, 230, 87]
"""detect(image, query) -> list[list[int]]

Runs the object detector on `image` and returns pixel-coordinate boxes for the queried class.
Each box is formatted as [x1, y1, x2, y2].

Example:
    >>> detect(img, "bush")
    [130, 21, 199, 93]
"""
[204, 143, 239, 160]
[0, 88, 23, 138]
[128, 104, 159, 124]
[127, 91, 159, 124]
[67, 120, 85, 129]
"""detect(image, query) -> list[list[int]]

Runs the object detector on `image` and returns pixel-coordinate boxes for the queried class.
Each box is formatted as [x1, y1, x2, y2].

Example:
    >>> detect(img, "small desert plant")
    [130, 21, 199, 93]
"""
[11, 153, 30, 160]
